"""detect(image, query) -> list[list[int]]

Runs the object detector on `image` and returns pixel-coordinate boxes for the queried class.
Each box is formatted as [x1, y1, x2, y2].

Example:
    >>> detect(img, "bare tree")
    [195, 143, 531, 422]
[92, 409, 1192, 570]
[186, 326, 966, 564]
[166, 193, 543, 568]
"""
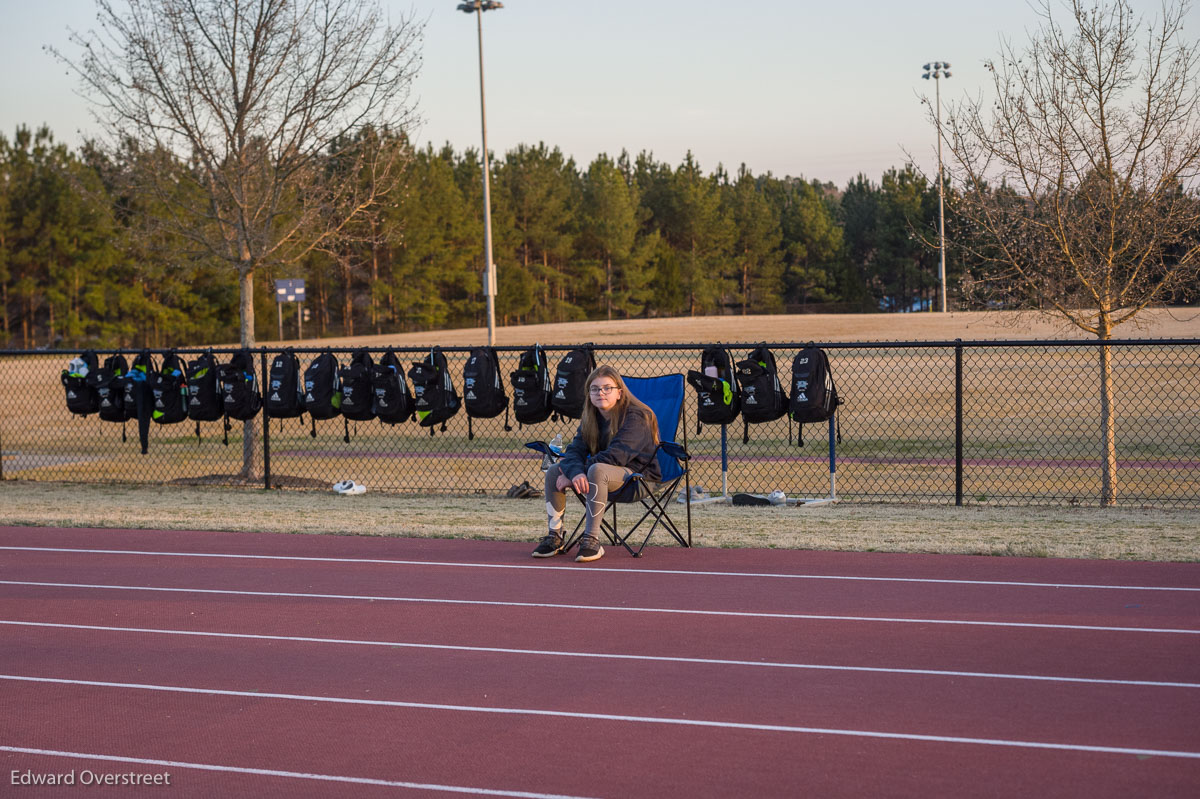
[57, 0, 420, 477]
[939, 0, 1200, 505]
[59, 0, 420, 344]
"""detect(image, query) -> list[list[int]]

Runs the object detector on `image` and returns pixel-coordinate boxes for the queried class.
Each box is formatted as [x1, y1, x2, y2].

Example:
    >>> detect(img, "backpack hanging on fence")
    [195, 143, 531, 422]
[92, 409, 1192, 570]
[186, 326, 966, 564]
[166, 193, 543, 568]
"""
[265, 348, 304, 426]
[686, 345, 741, 434]
[408, 347, 460, 434]
[185, 349, 223, 443]
[120, 349, 157, 454]
[510, 344, 553, 426]
[371, 349, 414, 425]
[151, 350, 189, 425]
[92, 353, 130, 426]
[735, 343, 788, 443]
[789, 344, 842, 447]
[463, 346, 511, 440]
[61, 350, 100, 417]
[339, 348, 376, 442]
[218, 349, 262, 445]
[550, 345, 596, 420]
[303, 351, 343, 437]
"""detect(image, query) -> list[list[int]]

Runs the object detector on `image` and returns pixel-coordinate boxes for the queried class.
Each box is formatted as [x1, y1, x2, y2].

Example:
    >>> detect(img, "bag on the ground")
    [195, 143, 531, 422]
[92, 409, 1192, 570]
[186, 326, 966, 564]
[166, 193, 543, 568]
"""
[789, 344, 841, 447]
[62, 350, 100, 416]
[92, 353, 130, 424]
[550, 345, 596, 420]
[408, 347, 460, 433]
[510, 344, 553, 426]
[735, 343, 788, 442]
[265, 348, 304, 420]
[303, 351, 342, 437]
[686, 345, 741, 433]
[371, 349, 414, 425]
[185, 349, 223, 423]
[463, 347, 511, 439]
[339, 348, 376, 422]
[150, 350, 190, 425]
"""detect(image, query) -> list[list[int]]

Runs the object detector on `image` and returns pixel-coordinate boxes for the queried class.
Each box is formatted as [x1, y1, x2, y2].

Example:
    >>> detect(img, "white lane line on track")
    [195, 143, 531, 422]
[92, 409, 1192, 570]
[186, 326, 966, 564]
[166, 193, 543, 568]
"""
[2, 545, 1196, 593]
[0, 746, 596, 798]
[2, 580, 1198, 634]
[4, 619, 1197, 689]
[5, 675, 1200, 761]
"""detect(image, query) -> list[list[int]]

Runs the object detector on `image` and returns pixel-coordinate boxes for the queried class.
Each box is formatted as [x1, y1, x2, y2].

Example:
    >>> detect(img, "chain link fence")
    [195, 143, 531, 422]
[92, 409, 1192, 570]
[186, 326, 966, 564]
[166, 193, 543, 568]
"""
[3, 340, 1198, 507]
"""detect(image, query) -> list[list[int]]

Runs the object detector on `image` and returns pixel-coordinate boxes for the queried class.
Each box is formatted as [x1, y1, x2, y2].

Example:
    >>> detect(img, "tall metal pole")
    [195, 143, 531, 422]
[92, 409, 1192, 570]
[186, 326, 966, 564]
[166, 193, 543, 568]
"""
[936, 74, 947, 314]
[474, 5, 497, 346]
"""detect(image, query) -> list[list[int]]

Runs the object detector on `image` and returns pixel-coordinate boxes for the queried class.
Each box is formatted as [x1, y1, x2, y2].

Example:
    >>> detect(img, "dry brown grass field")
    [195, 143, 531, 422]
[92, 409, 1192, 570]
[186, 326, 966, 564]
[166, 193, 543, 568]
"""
[3, 309, 1198, 559]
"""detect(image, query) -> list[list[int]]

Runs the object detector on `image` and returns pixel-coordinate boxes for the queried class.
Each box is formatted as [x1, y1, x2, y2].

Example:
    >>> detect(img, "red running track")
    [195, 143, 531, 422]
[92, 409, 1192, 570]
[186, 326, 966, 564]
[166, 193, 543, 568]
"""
[1, 525, 1198, 798]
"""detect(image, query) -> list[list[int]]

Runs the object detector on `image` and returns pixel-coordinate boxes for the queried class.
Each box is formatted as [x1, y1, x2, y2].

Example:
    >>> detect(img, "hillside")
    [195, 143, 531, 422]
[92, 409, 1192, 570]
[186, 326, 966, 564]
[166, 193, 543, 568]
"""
[271, 307, 1200, 349]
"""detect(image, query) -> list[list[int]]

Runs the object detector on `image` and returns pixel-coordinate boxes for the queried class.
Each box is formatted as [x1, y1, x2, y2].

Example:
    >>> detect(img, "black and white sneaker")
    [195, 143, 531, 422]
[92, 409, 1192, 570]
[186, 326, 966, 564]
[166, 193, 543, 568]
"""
[531, 534, 563, 558]
[575, 539, 604, 563]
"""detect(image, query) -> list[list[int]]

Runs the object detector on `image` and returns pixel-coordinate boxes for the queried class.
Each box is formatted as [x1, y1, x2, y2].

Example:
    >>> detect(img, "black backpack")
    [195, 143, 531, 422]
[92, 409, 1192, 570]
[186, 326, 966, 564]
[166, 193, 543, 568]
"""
[550, 345, 596, 420]
[265, 348, 304, 420]
[62, 351, 100, 416]
[463, 347, 511, 440]
[303, 351, 343, 438]
[686, 345, 741, 433]
[371, 349, 414, 425]
[186, 350, 223, 422]
[339, 349, 376, 422]
[735, 343, 788, 442]
[218, 349, 262, 444]
[510, 344, 553, 426]
[789, 344, 841, 446]
[150, 350, 190, 425]
[120, 350, 157, 454]
[408, 348, 460, 434]
[92, 353, 130, 424]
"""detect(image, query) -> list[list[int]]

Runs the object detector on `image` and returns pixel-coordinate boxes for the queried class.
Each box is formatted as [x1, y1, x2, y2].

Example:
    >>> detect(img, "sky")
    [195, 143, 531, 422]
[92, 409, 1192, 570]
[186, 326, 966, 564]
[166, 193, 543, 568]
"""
[2, 0, 1195, 188]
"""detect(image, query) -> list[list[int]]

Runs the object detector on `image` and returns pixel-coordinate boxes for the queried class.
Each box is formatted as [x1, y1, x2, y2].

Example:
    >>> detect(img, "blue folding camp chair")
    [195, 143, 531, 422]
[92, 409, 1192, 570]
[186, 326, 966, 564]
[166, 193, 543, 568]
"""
[526, 373, 692, 557]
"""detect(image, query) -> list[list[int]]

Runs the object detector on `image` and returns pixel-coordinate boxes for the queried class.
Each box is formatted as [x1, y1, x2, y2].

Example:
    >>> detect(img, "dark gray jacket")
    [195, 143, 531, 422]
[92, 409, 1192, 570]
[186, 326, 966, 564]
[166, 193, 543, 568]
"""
[558, 404, 661, 483]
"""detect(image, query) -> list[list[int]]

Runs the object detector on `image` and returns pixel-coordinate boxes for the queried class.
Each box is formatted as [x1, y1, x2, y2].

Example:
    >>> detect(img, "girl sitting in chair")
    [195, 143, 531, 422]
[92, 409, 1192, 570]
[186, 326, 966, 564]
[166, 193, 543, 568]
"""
[533, 365, 661, 562]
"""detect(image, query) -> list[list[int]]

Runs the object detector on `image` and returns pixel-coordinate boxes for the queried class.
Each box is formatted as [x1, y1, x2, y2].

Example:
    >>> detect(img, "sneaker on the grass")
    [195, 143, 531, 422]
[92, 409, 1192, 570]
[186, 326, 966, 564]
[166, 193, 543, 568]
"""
[575, 538, 604, 563]
[531, 533, 563, 558]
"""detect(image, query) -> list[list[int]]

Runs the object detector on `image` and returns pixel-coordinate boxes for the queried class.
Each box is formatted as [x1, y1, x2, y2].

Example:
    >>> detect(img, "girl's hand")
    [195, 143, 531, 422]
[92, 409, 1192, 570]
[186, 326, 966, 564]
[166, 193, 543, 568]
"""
[556, 473, 573, 492]
[571, 473, 590, 495]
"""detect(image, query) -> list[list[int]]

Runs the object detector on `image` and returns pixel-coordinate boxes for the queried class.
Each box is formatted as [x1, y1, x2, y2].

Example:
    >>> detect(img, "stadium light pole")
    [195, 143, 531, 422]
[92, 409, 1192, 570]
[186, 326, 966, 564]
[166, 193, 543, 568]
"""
[459, 0, 503, 345]
[922, 61, 951, 313]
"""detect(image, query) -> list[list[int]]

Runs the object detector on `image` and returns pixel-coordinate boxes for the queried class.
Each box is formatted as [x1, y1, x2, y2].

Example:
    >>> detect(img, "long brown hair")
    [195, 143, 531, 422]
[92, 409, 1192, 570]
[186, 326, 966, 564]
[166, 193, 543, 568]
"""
[580, 365, 659, 454]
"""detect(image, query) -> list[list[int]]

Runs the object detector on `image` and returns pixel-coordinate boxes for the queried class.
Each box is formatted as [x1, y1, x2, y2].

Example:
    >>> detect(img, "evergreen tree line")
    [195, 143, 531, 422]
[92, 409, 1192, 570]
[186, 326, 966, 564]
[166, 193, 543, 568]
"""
[2, 124, 968, 349]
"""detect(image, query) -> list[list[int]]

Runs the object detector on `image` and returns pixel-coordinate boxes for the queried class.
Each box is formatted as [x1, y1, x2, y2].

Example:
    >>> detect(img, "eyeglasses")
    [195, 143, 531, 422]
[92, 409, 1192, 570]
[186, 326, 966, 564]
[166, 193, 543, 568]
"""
[588, 385, 619, 396]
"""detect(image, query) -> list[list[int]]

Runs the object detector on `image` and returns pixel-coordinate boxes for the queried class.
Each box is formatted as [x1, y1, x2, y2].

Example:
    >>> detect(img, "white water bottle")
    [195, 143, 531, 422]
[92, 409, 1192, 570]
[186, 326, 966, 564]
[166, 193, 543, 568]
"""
[541, 433, 564, 471]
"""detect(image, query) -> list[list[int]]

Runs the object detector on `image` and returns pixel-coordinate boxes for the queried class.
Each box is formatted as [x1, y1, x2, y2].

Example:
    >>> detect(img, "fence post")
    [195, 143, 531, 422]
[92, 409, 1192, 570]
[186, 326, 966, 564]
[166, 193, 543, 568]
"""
[955, 339, 963, 506]
[261, 349, 271, 490]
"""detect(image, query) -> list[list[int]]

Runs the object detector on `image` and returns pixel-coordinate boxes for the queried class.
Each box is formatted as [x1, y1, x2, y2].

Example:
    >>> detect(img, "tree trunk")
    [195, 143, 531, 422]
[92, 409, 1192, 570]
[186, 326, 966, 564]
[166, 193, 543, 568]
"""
[371, 241, 381, 335]
[742, 260, 749, 315]
[341, 256, 354, 337]
[1, 282, 9, 347]
[606, 255, 613, 321]
[238, 265, 259, 481]
[1097, 318, 1117, 507]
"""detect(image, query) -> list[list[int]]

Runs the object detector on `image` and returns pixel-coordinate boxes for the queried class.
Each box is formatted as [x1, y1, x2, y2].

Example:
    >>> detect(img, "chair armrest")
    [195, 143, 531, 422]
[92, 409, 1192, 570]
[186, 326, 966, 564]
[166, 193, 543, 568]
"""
[658, 440, 689, 462]
[525, 441, 553, 456]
